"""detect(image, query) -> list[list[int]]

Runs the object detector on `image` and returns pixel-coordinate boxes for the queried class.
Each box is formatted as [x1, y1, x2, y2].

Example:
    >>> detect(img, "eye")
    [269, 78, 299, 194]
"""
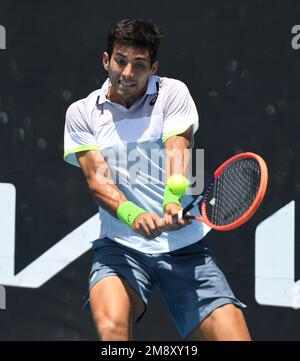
[116, 58, 126, 66]
[135, 62, 146, 69]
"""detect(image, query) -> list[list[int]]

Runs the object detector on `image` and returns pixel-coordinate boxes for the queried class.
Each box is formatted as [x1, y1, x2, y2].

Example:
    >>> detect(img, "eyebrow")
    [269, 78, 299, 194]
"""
[114, 52, 148, 62]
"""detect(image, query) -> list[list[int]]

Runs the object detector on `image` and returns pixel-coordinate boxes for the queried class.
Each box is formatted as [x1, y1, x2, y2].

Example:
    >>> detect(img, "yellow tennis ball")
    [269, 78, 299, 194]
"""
[167, 174, 189, 196]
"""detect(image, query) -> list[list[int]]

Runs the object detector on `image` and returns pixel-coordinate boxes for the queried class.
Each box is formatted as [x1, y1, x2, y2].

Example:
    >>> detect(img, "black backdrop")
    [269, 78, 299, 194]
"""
[0, 0, 300, 340]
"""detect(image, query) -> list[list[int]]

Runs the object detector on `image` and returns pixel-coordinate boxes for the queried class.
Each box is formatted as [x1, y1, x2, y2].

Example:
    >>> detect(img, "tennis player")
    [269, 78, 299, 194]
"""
[64, 19, 251, 341]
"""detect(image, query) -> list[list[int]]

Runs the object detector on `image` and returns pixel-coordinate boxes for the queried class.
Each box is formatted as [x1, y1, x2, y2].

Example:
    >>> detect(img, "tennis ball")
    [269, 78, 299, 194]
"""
[167, 174, 189, 196]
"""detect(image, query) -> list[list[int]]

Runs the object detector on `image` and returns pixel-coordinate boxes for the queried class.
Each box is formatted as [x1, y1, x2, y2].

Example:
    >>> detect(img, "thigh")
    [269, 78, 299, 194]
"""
[186, 304, 251, 341]
[87, 239, 153, 326]
[157, 242, 247, 339]
[90, 275, 145, 325]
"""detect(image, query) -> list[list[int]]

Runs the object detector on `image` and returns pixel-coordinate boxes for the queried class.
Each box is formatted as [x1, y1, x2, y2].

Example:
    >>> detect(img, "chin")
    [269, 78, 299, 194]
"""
[118, 90, 136, 99]
[117, 91, 130, 99]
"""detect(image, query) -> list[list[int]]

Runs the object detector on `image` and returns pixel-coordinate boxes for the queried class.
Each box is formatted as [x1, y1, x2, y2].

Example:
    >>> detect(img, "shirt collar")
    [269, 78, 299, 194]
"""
[97, 75, 158, 105]
[145, 75, 158, 95]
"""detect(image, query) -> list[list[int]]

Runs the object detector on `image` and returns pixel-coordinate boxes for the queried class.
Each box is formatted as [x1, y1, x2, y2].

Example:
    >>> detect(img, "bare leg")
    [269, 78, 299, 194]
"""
[89, 275, 145, 341]
[185, 304, 251, 341]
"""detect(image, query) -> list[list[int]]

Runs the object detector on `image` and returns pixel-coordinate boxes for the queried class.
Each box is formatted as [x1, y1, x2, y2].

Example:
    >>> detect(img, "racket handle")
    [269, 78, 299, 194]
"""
[182, 177, 213, 216]
[179, 209, 195, 220]
[182, 214, 196, 220]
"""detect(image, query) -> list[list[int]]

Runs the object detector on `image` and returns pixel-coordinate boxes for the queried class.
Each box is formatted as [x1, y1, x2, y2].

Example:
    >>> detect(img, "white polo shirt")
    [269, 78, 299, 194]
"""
[64, 75, 210, 253]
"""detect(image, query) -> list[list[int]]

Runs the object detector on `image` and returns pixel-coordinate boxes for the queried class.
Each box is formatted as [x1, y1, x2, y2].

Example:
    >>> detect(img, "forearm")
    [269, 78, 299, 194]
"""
[88, 174, 164, 238]
[165, 134, 191, 179]
[76, 150, 127, 218]
[76, 151, 163, 238]
[88, 178, 127, 217]
[162, 129, 192, 229]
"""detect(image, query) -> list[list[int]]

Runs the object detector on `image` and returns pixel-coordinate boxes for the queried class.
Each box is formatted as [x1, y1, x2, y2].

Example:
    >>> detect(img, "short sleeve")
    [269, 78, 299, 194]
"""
[162, 80, 199, 145]
[64, 101, 100, 167]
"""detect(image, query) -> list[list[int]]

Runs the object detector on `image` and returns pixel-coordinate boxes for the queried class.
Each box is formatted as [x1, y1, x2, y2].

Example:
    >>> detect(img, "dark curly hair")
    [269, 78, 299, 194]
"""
[107, 19, 162, 64]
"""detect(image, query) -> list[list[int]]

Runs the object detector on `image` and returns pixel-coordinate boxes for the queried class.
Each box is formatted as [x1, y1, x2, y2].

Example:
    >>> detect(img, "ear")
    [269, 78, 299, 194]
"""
[103, 52, 110, 71]
[150, 60, 159, 75]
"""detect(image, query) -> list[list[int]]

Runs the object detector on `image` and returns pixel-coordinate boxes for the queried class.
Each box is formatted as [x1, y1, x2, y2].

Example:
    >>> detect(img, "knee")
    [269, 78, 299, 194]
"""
[208, 304, 244, 326]
[94, 312, 132, 341]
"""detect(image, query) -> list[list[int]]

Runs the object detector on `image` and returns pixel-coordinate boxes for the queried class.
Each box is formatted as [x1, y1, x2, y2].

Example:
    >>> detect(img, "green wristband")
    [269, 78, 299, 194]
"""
[117, 201, 147, 227]
[162, 184, 182, 212]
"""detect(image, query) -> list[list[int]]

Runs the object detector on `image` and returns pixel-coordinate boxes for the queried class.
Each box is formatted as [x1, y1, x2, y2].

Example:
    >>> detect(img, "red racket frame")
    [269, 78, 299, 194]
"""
[193, 152, 268, 231]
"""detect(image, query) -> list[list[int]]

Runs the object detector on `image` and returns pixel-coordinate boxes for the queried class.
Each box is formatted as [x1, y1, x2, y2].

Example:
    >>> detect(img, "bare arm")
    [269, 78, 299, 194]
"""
[164, 127, 191, 178]
[76, 150, 164, 238]
[77, 149, 126, 217]
[163, 127, 193, 228]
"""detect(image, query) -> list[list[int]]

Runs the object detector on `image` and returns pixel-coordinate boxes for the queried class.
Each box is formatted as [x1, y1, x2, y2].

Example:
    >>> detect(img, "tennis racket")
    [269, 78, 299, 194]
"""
[180, 152, 268, 231]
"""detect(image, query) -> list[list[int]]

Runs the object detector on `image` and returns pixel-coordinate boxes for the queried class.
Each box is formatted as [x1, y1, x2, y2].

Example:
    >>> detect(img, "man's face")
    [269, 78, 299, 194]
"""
[103, 42, 158, 107]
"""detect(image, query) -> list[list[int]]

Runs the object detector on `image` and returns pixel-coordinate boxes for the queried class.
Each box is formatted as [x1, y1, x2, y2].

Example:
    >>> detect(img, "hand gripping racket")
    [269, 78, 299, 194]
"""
[180, 152, 268, 231]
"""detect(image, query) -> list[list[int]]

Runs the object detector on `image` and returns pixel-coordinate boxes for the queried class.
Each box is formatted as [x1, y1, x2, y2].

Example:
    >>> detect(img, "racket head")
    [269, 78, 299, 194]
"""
[200, 152, 268, 231]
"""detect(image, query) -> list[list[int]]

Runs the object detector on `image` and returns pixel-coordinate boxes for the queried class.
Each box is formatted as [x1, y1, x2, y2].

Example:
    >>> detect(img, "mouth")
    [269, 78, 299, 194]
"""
[118, 80, 136, 88]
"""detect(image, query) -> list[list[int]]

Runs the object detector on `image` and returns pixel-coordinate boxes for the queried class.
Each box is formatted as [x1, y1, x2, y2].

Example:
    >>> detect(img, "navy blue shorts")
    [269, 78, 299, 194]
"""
[84, 238, 246, 339]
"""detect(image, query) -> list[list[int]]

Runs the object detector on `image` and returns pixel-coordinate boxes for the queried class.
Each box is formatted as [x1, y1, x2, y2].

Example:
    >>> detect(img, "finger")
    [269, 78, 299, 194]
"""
[140, 224, 151, 238]
[163, 213, 172, 225]
[133, 220, 151, 238]
[171, 213, 179, 224]
[181, 211, 192, 223]
[177, 219, 186, 227]
[145, 217, 162, 237]
[153, 216, 165, 232]
[178, 216, 192, 226]
[173, 212, 190, 227]
[134, 214, 156, 237]
[184, 212, 193, 224]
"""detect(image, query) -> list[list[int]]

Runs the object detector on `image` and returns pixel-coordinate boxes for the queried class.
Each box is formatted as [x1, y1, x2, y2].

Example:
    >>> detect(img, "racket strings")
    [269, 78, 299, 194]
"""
[204, 158, 261, 226]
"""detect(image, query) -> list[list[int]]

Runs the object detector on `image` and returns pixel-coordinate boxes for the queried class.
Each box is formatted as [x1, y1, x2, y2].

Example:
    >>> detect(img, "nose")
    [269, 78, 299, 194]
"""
[122, 63, 134, 78]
